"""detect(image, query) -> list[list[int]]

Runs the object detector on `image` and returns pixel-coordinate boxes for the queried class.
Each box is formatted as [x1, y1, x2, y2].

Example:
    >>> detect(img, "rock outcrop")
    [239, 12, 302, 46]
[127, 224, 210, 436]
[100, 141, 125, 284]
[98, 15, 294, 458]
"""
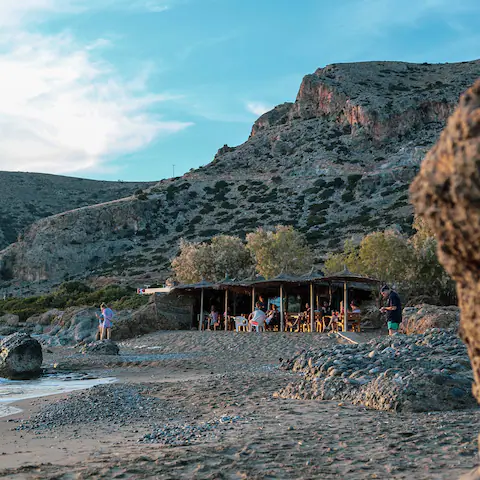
[27, 295, 195, 345]
[0, 332, 43, 379]
[277, 329, 475, 412]
[402, 304, 460, 334]
[1, 61, 480, 293]
[0, 313, 20, 326]
[410, 79, 480, 478]
[112, 294, 194, 340]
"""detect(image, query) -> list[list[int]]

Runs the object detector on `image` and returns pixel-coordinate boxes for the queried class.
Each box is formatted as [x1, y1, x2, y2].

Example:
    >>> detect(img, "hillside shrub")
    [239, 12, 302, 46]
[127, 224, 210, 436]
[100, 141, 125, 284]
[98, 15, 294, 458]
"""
[0, 284, 149, 321]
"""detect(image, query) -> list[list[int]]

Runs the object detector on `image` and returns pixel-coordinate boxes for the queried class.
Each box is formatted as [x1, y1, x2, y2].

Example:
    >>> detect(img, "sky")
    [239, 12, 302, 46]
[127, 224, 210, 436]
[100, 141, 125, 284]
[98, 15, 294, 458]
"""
[0, 0, 479, 181]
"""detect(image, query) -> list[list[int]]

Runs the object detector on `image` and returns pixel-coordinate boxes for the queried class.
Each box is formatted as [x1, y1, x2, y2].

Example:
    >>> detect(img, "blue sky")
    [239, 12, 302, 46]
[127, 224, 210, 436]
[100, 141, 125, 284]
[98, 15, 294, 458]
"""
[0, 0, 479, 181]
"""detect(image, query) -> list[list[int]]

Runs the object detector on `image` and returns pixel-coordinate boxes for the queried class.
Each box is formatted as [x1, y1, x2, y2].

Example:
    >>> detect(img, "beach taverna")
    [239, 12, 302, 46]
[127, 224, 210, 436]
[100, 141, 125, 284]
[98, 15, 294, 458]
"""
[169, 268, 380, 332]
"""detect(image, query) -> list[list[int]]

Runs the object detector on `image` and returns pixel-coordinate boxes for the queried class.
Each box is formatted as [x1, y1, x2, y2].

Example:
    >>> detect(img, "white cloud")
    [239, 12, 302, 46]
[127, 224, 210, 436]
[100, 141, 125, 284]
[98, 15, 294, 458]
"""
[246, 101, 273, 117]
[0, 1, 191, 175]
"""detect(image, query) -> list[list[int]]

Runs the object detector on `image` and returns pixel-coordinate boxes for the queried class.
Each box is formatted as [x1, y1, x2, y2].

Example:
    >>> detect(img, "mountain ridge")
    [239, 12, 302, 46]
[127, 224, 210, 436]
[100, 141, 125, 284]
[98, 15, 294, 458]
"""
[1, 59, 479, 296]
[0, 171, 156, 250]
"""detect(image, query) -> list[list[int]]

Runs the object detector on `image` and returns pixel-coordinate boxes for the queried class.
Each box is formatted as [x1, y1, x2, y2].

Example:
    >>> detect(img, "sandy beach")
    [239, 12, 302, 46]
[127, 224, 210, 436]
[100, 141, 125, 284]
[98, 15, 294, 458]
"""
[0, 331, 479, 479]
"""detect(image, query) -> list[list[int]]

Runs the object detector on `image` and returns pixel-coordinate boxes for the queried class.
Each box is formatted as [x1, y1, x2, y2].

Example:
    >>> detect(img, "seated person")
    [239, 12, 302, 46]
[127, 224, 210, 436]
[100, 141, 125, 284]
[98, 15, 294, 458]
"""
[208, 306, 220, 330]
[350, 301, 361, 314]
[321, 301, 332, 316]
[325, 311, 340, 331]
[304, 303, 311, 317]
[248, 302, 266, 330]
[265, 304, 280, 328]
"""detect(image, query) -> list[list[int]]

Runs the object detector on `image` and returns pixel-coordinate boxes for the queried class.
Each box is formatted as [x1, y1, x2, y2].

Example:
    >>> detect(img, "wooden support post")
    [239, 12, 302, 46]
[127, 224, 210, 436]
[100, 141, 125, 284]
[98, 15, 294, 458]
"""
[310, 282, 314, 332]
[280, 285, 284, 332]
[252, 286, 255, 312]
[199, 288, 204, 331]
[343, 281, 348, 332]
[224, 289, 228, 331]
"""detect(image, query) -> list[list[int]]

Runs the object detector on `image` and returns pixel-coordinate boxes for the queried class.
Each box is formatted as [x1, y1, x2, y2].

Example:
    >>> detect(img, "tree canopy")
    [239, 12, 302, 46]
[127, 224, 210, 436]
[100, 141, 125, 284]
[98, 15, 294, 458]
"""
[324, 218, 455, 305]
[171, 235, 254, 284]
[246, 225, 314, 279]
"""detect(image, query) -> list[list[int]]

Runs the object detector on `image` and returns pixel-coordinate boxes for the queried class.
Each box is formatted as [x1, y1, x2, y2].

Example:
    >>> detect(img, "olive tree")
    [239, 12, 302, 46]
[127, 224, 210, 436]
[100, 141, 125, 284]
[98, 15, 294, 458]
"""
[323, 220, 456, 305]
[171, 235, 254, 283]
[246, 225, 314, 279]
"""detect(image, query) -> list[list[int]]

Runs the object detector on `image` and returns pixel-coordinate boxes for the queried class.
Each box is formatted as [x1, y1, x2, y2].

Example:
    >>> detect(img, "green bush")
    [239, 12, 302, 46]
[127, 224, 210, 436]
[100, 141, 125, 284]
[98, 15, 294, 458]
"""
[341, 191, 355, 202]
[347, 174, 362, 188]
[0, 284, 149, 321]
[199, 203, 215, 214]
[319, 188, 335, 199]
[307, 214, 326, 226]
[314, 179, 327, 188]
[309, 202, 330, 213]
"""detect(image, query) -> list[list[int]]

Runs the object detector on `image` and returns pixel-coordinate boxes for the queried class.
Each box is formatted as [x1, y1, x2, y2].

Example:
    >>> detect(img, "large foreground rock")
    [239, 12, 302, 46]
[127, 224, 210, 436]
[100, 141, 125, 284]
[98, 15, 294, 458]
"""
[402, 304, 460, 334]
[410, 78, 480, 478]
[0, 332, 43, 379]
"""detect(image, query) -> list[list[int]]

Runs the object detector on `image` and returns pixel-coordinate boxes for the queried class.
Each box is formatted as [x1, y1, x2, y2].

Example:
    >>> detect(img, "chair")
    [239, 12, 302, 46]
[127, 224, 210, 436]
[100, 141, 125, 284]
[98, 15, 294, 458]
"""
[252, 318, 265, 332]
[330, 316, 341, 333]
[348, 313, 362, 332]
[285, 314, 298, 332]
[337, 313, 361, 332]
[315, 312, 324, 333]
[234, 316, 248, 332]
[301, 317, 311, 332]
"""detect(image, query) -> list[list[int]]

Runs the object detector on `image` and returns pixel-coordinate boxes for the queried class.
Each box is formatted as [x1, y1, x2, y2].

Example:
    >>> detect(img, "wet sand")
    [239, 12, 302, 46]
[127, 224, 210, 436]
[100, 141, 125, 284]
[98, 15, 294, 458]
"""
[0, 331, 479, 479]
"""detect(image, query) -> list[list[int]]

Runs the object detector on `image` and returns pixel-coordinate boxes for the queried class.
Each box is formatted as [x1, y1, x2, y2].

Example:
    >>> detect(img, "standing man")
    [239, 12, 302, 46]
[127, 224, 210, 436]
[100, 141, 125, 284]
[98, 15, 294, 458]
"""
[258, 295, 267, 312]
[380, 285, 402, 335]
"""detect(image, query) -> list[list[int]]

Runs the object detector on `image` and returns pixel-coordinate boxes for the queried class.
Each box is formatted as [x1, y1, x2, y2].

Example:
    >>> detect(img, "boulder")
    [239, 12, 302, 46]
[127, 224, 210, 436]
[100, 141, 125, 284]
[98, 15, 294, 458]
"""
[83, 340, 119, 355]
[402, 304, 460, 334]
[44, 307, 98, 344]
[0, 325, 18, 336]
[112, 295, 194, 340]
[0, 313, 20, 326]
[26, 309, 64, 326]
[0, 332, 43, 379]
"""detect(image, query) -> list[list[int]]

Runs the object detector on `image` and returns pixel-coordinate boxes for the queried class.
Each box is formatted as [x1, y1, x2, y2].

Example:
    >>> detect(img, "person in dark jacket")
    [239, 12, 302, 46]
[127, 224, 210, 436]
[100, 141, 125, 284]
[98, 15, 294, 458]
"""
[380, 285, 402, 335]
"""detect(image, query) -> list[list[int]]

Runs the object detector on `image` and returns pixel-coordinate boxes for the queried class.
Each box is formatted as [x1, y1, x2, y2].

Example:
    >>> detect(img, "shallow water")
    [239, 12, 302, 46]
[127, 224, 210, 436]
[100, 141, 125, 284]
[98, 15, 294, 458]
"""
[0, 373, 116, 418]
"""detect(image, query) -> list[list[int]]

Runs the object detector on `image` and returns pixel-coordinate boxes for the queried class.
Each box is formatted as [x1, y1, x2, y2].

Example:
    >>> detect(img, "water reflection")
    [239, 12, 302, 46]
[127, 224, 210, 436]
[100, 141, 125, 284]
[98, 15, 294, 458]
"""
[0, 373, 116, 418]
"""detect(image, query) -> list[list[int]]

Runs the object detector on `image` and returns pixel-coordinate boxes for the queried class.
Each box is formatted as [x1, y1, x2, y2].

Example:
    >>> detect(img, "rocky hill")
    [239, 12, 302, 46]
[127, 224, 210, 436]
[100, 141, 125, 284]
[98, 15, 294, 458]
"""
[1, 60, 479, 295]
[0, 172, 155, 249]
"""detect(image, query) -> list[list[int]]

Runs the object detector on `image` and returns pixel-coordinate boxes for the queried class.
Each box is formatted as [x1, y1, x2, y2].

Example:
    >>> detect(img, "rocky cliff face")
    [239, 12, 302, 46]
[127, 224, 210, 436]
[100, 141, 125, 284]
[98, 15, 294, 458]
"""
[1, 60, 479, 294]
[0, 172, 155, 250]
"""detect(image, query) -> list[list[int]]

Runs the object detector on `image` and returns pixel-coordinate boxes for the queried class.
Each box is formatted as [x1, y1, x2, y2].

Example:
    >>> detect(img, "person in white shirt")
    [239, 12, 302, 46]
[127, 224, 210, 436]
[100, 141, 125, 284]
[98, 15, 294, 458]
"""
[248, 302, 266, 331]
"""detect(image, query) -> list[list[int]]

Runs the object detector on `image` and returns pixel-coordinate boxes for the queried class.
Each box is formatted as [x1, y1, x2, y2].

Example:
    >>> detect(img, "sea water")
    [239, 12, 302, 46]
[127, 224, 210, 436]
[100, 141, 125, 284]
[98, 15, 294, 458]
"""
[0, 374, 116, 418]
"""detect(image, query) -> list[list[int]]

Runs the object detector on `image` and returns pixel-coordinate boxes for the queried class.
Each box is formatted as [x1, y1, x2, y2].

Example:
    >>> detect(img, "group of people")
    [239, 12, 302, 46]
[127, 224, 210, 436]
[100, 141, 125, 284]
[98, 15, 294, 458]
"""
[203, 285, 402, 335]
[204, 296, 280, 331]
[248, 299, 280, 331]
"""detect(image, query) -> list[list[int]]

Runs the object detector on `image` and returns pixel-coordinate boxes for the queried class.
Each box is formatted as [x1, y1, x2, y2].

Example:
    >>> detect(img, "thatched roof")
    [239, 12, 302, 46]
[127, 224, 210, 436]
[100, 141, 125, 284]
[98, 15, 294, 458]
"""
[322, 267, 380, 285]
